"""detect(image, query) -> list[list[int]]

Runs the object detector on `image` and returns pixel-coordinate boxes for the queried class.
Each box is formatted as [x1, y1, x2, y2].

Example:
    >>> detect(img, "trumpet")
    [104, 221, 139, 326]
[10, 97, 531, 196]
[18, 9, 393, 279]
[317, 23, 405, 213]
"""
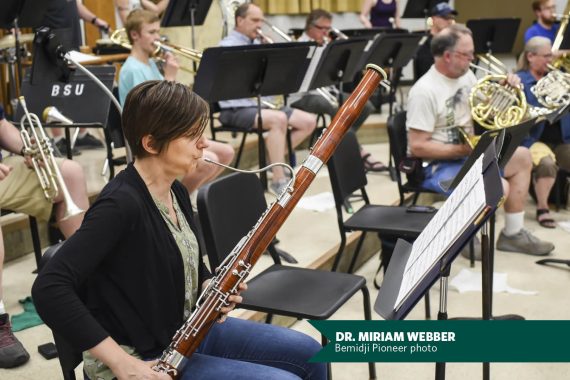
[110, 28, 202, 73]
[18, 97, 84, 220]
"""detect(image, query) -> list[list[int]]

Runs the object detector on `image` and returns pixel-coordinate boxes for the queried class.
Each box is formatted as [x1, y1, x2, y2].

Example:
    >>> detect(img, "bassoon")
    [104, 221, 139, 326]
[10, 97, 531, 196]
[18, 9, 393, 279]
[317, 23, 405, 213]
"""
[153, 64, 390, 378]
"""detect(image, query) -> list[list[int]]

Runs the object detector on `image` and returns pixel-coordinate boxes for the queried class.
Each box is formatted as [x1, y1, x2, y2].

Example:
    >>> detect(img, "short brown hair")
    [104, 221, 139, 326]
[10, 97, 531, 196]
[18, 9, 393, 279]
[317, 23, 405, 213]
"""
[235, 3, 254, 26]
[532, 0, 551, 12]
[305, 9, 332, 31]
[125, 9, 160, 45]
[122, 81, 209, 158]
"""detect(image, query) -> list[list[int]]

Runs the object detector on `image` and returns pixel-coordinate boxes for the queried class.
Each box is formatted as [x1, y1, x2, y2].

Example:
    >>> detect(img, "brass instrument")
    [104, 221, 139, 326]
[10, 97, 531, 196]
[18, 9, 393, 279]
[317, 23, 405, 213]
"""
[552, 12, 570, 72]
[463, 54, 528, 148]
[469, 54, 528, 128]
[531, 64, 570, 109]
[219, 0, 249, 37]
[109, 28, 202, 73]
[42, 106, 80, 149]
[18, 97, 84, 220]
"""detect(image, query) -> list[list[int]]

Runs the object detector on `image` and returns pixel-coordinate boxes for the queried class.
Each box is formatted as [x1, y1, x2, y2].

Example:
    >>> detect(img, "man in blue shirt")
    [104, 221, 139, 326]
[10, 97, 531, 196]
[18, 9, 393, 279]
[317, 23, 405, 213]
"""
[516, 36, 570, 228]
[218, 3, 316, 195]
[119, 9, 234, 193]
[524, 0, 559, 43]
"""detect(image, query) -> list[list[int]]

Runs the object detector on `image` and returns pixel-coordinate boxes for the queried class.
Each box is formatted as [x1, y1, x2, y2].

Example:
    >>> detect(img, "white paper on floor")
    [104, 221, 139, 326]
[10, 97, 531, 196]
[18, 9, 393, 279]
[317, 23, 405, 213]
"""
[449, 268, 538, 295]
[557, 220, 570, 233]
[297, 192, 335, 212]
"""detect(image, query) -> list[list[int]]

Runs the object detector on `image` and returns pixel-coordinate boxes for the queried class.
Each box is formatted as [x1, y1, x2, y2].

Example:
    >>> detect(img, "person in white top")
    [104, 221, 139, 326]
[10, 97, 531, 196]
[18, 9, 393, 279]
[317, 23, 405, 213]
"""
[114, 0, 170, 28]
[407, 24, 554, 256]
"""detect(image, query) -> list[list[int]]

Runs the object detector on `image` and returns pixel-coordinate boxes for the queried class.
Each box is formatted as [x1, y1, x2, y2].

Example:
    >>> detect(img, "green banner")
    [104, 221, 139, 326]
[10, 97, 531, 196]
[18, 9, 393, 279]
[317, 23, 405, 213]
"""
[309, 320, 570, 362]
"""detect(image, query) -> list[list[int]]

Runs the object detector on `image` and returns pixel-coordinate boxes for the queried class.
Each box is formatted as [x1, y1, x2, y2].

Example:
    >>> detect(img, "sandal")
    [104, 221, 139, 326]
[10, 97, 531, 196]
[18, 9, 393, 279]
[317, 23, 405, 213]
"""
[362, 153, 388, 172]
[536, 208, 556, 229]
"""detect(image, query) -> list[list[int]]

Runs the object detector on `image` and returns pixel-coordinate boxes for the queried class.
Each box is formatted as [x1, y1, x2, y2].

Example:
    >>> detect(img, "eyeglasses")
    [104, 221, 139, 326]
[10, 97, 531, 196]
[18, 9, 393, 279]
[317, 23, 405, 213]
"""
[311, 23, 331, 32]
[534, 53, 553, 59]
[541, 5, 556, 11]
[451, 50, 474, 60]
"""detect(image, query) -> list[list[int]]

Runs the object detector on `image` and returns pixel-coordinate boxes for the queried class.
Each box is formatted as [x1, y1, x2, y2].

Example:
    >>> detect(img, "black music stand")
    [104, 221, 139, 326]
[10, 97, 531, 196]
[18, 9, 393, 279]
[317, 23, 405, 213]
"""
[376, 143, 503, 380]
[358, 33, 423, 116]
[340, 28, 409, 39]
[194, 42, 314, 188]
[466, 18, 521, 55]
[303, 38, 369, 104]
[161, 0, 212, 72]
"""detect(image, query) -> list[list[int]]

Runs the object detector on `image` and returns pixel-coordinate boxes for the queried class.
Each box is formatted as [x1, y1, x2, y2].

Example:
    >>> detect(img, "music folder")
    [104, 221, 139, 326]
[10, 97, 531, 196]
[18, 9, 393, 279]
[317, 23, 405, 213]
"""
[375, 142, 504, 320]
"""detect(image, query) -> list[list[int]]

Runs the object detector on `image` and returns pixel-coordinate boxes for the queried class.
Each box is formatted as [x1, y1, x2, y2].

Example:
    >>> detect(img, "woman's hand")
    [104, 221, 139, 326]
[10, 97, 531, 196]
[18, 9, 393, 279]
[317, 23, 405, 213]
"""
[111, 356, 171, 380]
[218, 282, 247, 323]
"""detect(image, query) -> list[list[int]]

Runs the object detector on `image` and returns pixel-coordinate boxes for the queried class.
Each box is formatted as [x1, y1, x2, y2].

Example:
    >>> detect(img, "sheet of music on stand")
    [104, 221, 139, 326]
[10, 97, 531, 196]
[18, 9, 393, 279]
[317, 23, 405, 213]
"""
[394, 156, 487, 310]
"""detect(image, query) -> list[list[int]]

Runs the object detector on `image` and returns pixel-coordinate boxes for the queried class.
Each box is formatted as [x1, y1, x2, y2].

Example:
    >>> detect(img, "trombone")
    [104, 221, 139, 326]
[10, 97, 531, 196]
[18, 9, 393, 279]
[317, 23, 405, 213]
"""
[110, 28, 202, 73]
[18, 97, 84, 220]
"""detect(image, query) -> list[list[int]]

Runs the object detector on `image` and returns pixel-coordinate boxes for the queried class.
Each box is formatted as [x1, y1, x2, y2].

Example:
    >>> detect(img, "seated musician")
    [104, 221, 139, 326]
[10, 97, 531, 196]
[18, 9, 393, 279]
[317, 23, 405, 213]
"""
[516, 36, 570, 228]
[32, 81, 326, 380]
[218, 3, 316, 195]
[119, 9, 234, 193]
[413, 2, 457, 81]
[290, 9, 385, 172]
[0, 105, 88, 368]
[524, 0, 559, 44]
[406, 24, 554, 256]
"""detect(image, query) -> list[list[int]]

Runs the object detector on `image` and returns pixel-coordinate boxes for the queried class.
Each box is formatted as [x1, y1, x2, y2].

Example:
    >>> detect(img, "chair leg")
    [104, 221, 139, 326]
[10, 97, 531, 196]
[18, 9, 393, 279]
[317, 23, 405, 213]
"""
[321, 334, 333, 380]
[348, 232, 366, 274]
[361, 286, 377, 380]
[424, 293, 431, 320]
[29, 216, 42, 272]
[331, 234, 347, 272]
[286, 128, 296, 167]
[265, 313, 274, 324]
[234, 133, 247, 168]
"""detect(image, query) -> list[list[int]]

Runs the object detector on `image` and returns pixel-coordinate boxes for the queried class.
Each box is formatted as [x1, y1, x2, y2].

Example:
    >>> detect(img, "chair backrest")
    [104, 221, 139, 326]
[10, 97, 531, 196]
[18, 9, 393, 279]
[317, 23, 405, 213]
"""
[197, 172, 268, 269]
[386, 110, 407, 169]
[105, 87, 125, 148]
[327, 130, 368, 205]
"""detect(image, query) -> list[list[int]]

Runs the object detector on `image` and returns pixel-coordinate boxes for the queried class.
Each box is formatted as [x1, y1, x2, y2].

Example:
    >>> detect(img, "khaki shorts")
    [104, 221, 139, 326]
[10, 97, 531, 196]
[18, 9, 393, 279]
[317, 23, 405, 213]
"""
[0, 155, 55, 221]
[529, 142, 556, 167]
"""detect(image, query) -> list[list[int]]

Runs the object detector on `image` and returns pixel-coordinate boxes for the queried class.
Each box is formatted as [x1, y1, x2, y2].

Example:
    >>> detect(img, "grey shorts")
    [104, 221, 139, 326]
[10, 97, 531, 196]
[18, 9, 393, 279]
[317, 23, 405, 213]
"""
[219, 106, 294, 130]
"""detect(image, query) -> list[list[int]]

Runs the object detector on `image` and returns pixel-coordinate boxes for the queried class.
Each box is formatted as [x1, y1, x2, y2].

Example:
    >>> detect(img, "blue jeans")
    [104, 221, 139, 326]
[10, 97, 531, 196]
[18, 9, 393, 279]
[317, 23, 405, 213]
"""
[422, 159, 466, 196]
[179, 317, 327, 380]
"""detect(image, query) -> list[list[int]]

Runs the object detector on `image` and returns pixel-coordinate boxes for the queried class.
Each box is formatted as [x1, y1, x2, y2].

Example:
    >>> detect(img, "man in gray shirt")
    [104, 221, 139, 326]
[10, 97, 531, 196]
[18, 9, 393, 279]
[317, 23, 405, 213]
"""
[218, 3, 316, 194]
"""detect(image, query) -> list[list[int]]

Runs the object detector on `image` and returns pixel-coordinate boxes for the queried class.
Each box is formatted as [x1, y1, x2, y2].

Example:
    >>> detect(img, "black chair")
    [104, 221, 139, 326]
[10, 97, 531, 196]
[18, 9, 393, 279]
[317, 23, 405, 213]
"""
[38, 242, 82, 380]
[387, 111, 438, 205]
[327, 130, 434, 275]
[197, 172, 376, 380]
[103, 87, 127, 179]
[208, 102, 295, 169]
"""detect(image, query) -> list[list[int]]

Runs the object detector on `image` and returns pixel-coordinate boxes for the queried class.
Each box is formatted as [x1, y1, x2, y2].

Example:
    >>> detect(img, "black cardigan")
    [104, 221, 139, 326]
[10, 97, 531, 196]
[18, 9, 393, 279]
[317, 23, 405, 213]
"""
[32, 164, 212, 358]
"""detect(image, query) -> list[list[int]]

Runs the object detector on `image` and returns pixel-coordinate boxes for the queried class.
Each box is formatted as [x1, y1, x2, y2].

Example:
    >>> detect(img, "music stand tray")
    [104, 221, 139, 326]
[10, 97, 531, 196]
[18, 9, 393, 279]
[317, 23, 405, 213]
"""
[194, 42, 315, 101]
[306, 38, 369, 92]
[376, 143, 503, 320]
[466, 18, 521, 54]
[402, 0, 449, 19]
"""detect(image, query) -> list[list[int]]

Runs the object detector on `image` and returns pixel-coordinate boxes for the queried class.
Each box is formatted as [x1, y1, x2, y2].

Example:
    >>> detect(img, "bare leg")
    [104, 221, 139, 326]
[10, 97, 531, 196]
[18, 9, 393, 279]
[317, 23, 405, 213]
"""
[287, 109, 316, 148]
[535, 176, 555, 210]
[503, 147, 532, 213]
[254, 110, 288, 181]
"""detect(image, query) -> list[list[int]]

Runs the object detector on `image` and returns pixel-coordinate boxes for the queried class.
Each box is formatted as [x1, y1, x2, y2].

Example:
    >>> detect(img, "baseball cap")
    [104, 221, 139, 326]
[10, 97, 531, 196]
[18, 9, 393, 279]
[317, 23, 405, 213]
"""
[431, 2, 458, 17]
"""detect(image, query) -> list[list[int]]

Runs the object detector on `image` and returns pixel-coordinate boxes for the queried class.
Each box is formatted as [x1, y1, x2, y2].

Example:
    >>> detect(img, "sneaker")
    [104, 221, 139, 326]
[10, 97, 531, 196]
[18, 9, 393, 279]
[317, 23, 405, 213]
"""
[75, 133, 104, 149]
[460, 236, 482, 261]
[496, 228, 554, 256]
[269, 178, 290, 196]
[0, 313, 30, 368]
[55, 138, 81, 157]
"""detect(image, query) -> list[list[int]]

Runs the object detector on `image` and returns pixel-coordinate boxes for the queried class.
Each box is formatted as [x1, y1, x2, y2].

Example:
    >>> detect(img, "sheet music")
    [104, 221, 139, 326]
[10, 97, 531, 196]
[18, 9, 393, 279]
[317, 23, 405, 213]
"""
[394, 156, 488, 310]
[298, 45, 325, 93]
